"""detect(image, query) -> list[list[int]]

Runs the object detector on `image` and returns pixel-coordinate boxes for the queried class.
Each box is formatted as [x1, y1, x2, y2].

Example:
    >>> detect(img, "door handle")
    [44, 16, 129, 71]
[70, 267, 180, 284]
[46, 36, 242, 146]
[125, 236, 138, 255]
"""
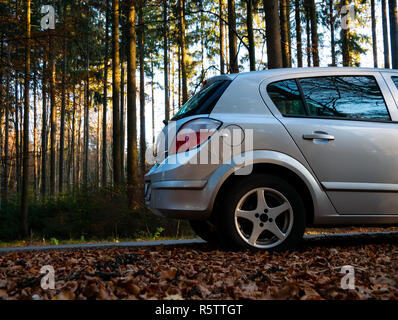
[303, 132, 335, 141]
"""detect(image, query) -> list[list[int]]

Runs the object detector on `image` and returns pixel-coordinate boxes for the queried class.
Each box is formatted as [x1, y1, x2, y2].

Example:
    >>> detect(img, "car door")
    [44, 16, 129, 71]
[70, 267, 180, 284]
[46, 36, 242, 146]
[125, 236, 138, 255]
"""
[261, 71, 398, 215]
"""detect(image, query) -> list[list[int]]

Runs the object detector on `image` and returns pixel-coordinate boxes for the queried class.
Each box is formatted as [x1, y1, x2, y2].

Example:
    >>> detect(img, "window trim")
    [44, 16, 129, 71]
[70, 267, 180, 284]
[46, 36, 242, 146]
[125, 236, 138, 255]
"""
[267, 75, 393, 123]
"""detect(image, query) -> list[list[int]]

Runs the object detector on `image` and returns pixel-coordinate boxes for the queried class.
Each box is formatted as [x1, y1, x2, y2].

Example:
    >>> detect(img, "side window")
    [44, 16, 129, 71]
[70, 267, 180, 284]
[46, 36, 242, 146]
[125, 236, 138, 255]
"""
[299, 76, 390, 121]
[267, 80, 307, 116]
[392, 76, 398, 89]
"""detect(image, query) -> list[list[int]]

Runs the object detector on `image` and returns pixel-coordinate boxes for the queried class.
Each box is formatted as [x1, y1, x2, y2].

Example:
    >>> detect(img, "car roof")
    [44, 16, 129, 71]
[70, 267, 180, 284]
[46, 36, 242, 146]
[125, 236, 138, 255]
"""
[226, 67, 398, 81]
[206, 67, 398, 86]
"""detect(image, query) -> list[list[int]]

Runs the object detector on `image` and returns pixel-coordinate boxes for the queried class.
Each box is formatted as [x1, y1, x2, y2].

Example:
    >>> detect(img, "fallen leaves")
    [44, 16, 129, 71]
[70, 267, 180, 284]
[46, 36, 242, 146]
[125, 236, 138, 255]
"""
[0, 237, 397, 300]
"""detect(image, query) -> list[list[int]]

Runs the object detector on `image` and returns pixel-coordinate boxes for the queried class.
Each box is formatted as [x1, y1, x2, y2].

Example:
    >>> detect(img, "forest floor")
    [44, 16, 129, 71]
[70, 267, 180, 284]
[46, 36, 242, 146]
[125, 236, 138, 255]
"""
[0, 227, 397, 300]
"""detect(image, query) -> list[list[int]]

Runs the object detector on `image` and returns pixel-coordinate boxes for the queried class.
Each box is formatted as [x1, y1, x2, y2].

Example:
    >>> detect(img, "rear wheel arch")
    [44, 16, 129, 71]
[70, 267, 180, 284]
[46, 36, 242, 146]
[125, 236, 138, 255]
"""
[211, 163, 315, 226]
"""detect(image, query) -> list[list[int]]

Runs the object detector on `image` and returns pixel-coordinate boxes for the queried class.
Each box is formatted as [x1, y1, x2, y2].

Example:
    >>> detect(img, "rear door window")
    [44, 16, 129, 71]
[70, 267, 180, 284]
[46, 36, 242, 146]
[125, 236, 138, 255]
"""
[172, 80, 231, 121]
[267, 80, 307, 116]
[392, 77, 398, 88]
[268, 76, 391, 121]
[298, 76, 391, 121]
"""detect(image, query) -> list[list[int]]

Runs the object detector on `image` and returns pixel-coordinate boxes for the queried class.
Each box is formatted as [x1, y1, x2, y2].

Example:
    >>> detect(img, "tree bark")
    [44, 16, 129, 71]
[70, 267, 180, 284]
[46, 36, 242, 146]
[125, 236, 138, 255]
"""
[382, 0, 391, 68]
[264, 0, 283, 69]
[295, 0, 303, 67]
[280, 0, 291, 67]
[103, 0, 110, 186]
[112, 0, 122, 186]
[307, 0, 319, 66]
[227, 0, 239, 73]
[179, 0, 189, 102]
[127, 0, 138, 206]
[21, 0, 31, 237]
[84, 23, 90, 190]
[138, 3, 146, 176]
[389, 0, 398, 69]
[163, 1, 170, 121]
[33, 68, 37, 198]
[219, 0, 225, 74]
[2, 43, 10, 209]
[49, 5, 57, 196]
[41, 59, 47, 199]
[305, 3, 311, 66]
[15, 78, 20, 193]
[341, 0, 350, 67]
[371, 0, 378, 68]
[59, 17, 67, 193]
[247, 0, 256, 71]
[330, 0, 336, 66]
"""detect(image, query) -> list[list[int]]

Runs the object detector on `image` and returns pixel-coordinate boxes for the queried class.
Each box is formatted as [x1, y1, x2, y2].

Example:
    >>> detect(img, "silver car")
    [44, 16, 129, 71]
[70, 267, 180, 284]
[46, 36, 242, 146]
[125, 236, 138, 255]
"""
[145, 67, 398, 251]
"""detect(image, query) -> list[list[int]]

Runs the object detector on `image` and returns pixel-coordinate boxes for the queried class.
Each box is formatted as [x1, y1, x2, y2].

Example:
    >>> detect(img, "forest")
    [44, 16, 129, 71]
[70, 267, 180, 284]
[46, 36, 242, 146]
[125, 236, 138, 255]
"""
[0, 0, 397, 241]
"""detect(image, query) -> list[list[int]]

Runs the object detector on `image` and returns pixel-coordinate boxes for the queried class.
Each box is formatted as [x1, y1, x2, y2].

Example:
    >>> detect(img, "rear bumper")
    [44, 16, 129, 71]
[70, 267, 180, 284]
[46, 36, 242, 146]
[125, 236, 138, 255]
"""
[145, 179, 212, 220]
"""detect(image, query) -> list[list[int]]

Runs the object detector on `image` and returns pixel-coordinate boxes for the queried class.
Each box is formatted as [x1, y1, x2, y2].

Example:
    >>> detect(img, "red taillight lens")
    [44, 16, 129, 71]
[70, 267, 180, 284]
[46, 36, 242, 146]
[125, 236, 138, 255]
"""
[170, 118, 222, 155]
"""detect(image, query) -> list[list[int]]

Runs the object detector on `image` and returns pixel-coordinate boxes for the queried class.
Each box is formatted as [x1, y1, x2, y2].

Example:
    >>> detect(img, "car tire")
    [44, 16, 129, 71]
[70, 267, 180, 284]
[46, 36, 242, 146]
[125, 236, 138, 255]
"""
[189, 220, 218, 244]
[217, 173, 306, 252]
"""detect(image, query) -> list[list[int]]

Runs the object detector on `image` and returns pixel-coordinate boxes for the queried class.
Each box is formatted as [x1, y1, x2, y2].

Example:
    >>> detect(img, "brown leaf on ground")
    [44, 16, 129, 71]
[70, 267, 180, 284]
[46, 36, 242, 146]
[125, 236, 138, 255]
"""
[0, 230, 397, 300]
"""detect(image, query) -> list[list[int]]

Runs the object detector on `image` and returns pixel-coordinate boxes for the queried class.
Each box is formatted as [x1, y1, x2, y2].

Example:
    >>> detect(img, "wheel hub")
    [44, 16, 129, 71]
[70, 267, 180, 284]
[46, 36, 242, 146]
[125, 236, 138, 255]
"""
[234, 187, 294, 249]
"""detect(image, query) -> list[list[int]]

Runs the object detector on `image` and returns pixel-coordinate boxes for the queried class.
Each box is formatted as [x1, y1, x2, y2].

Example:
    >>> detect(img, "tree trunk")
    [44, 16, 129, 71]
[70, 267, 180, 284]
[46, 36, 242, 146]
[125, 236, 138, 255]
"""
[120, 61, 125, 182]
[330, 0, 336, 66]
[69, 85, 76, 190]
[307, 0, 319, 66]
[382, 0, 391, 68]
[341, 0, 350, 67]
[127, 0, 138, 207]
[371, 0, 378, 68]
[15, 79, 21, 193]
[112, 0, 122, 186]
[21, 0, 31, 237]
[389, 0, 398, 69]
[2, 45, 10, 209]
[59, 24, 67, 193]
[305, 4, 311, 66]
[102, 0, 110, 186]
[138, 3, 146, 176]
[179, 0, 189, 103]
[151, 58, 155, 148]
[41, 59, 47, 199]
[84, 35, 90, 190]
[33, 68, 37, 198]
[49, 10, 56, 196]
[120, 4, 126, 184]
[219, 0, 225, 74]
[227, 0, 239, 73]
[264, 0, 283, 69]
[163, 1, 170, 121]
[76, 93, 82, 189]
[247, 0, 256, 71]
[280, 0, 292, 67]
[295, 0, 303, 67]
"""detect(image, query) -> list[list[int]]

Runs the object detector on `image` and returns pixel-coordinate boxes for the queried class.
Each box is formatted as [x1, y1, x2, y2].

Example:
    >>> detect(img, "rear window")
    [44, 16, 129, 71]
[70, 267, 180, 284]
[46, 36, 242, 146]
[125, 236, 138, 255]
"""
[172, 80, 231, 121]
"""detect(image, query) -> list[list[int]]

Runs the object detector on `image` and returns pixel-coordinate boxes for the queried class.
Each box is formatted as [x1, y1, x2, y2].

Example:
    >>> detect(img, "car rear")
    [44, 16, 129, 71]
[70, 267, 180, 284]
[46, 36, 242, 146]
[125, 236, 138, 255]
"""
[144, 74, 236, 219]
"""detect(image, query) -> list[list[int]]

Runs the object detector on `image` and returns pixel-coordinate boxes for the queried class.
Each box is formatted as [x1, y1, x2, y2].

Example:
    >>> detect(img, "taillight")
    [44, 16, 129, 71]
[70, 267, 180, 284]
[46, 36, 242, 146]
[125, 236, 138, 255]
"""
[169, 118, 222, 155]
